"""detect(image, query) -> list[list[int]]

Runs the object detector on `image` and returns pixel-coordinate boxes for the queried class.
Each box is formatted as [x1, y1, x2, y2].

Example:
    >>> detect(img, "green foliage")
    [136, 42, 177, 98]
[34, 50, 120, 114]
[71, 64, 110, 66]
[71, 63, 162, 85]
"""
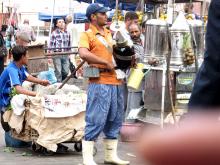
[7, 87, 18, 111]
[9, 87, 17, 98]
[3, 147, 15, 153]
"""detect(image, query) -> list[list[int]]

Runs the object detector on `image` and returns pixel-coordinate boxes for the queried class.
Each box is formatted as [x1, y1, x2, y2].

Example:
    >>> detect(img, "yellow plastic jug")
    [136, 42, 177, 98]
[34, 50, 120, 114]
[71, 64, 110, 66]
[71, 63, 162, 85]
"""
[136, 63, 144, 69]
[127, 63, 149, 90]
[127, 68, 144, 90]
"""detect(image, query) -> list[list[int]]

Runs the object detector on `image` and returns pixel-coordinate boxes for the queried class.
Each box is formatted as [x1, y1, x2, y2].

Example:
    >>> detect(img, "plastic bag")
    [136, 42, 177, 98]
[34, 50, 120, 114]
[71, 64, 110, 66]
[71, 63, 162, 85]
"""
[38, 68, 57, 84]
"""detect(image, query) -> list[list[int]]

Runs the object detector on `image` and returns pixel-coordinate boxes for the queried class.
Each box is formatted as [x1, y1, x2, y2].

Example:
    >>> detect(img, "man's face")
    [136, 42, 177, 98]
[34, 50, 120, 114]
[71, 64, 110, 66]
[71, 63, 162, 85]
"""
[56, 19, 65, 30]
[125, 19, 139, 30]
[129, 25, 141, 41]
[184, 6, 189, 13]
[93, 12, 108, 26]
[21, 52, 28, 65]
[184, 4, 193, 13]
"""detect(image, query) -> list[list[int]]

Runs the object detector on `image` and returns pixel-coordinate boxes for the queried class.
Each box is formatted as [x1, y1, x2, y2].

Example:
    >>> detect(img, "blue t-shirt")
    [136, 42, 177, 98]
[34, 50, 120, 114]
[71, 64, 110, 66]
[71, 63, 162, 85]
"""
[0, 62, 28, 109]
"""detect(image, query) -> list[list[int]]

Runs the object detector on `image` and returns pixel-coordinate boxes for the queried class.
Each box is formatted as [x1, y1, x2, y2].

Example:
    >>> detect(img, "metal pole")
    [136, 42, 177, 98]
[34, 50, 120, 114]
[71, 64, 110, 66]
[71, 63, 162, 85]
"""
[114, 0, 120, 29]
[116, 0, 119, 24]
[49, 0, 55, 40]
[1, 2, 3, 27]
[202, 0, 206, 18]
[69, 0, 71, 14]
[172, 0, 175, 24]
[36, 20, 40, 38]
[166, 26, 177, 125]
[161, 61, 166, 129]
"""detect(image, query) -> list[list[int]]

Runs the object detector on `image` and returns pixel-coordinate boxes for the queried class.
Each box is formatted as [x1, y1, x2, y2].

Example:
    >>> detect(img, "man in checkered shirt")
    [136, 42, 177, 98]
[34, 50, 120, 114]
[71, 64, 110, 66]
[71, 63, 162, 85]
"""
[49, 18, 71, 82]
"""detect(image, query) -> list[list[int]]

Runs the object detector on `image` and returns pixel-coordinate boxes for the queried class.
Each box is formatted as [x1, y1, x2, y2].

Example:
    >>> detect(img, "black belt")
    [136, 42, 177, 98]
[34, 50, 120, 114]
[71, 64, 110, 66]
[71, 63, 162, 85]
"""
[99, 68, 112, 73]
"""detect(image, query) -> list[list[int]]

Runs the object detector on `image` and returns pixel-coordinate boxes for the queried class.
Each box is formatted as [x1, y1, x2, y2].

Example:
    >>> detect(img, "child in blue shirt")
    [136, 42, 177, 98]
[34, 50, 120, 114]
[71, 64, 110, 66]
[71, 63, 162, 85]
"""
[0, 45, 50, 147]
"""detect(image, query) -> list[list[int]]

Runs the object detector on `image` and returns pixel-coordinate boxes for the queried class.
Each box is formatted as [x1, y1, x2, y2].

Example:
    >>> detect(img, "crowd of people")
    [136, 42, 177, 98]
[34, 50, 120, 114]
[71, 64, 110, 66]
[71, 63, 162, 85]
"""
[0, 3, 144, 163]
[0, 1, 218, 165]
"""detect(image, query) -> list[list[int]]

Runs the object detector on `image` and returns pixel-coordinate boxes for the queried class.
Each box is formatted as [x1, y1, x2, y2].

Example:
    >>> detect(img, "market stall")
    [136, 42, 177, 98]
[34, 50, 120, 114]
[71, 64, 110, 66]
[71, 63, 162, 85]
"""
[109, 0, 209, 129]
[138, 0, 208, 127]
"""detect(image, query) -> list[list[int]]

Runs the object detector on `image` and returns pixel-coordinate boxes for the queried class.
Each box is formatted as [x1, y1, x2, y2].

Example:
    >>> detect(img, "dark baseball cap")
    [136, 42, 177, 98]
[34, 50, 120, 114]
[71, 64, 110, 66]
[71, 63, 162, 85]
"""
[86, 3, 108, 19]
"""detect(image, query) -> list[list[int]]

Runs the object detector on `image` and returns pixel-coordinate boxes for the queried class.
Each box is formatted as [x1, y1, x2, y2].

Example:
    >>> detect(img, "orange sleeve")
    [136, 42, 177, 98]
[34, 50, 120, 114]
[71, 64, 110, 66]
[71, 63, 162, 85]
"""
[78, 32, 89, 49]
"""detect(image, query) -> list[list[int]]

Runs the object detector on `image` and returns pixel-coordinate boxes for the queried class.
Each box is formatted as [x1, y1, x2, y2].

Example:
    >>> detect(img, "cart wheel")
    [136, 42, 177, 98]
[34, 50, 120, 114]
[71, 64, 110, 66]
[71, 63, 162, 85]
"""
[74, 142, 82, 152]
[32, 143, 37, 152]
[32, 142, 41, 152]
[32, 142, 54, 156]
[41, 147, 54, 156]
[93, 146, 97, 156]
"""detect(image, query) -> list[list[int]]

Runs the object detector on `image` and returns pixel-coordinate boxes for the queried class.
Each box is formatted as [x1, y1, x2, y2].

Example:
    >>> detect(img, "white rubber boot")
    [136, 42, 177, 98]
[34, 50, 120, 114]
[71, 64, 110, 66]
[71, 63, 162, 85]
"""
[82, 140, 97, 165]
[104, 139, 130, 165]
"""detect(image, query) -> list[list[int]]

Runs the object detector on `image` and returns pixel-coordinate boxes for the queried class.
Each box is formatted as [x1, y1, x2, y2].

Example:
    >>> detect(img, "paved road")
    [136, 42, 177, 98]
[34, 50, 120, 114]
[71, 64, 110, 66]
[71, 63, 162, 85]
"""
[0, 127, 145, 165]
[0, 79, 145, 165]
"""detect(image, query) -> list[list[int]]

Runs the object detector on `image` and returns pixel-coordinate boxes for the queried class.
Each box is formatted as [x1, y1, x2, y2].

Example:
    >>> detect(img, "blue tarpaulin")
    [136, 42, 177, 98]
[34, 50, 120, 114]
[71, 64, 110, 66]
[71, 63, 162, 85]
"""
[38, 12, 67, 22]
[76, 0, 138, 11]
[38, 11, 114, 23]
[73, 13, 87, 22]
[75, 0, 155, 11]
[38, 12, 88, 23]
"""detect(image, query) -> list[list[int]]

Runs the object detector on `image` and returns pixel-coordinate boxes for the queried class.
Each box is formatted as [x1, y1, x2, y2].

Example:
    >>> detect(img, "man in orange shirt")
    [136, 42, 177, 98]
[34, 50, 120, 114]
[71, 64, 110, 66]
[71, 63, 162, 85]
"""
[79, 3, 129, 165]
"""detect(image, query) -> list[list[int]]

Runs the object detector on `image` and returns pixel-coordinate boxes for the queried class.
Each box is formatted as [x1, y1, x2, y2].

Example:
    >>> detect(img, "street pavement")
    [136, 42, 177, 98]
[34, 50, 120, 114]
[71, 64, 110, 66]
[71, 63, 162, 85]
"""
[0, 127, 145, 165]
[0, 79, 146, 165]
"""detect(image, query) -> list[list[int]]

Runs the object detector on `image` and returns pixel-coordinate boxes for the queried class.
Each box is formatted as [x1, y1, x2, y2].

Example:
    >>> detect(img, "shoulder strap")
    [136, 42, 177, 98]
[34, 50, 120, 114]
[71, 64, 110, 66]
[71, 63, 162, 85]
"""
[85, 30, 113, 54]
[85, 31, 117, 67]
[95, 34, 113, 54]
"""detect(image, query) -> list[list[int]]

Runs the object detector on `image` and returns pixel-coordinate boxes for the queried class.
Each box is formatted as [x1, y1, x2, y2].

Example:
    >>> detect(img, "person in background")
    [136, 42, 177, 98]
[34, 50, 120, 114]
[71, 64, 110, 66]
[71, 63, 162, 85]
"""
[65, 15, 79, 51]
[15, 30, 31, 46]
[79, 3, 129, 165]
[0, 45, 49, 148]
[118, 11, 139, 45]
[65, 15, 81, 78]
[49, 18, 71, 82]
[184, 3, 200, 20]
[128, 24, 144, 63]
[124, 11, 139, 32]
[121, 11, 139, 113]
[112, 11, 139, 47]
[5, 19, 16, 49]
[126, 23, 145, 121]
[5, 19, 17, 63]
[0, 32, 7, 74]
[18, 19, 36, 43]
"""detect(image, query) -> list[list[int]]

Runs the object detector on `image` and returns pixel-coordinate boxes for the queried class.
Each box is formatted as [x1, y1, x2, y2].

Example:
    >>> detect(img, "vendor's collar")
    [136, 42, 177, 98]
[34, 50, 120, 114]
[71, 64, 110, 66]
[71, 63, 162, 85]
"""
[89, 24, 110, 36]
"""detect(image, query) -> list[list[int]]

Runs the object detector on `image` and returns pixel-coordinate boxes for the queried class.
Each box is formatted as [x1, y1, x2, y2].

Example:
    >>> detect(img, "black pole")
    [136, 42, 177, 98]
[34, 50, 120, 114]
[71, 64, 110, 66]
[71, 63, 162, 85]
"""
[58, 60, 85, 90]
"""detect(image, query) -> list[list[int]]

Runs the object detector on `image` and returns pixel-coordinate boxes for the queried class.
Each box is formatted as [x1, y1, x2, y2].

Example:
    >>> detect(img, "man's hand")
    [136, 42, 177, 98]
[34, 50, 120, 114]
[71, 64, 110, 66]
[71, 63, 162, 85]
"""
[105, 62, 115, 71]
[40, 80, 50, 86]
[131, 55, 136, 68]
[148, 58, 159, 66]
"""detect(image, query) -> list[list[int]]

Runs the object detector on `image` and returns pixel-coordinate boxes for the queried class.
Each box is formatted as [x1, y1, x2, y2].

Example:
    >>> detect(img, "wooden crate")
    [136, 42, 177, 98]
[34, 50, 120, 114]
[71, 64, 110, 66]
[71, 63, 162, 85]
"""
[27, 44, 45, 58]
[27, 44, 48, 74]
[27, 57, 48, 74]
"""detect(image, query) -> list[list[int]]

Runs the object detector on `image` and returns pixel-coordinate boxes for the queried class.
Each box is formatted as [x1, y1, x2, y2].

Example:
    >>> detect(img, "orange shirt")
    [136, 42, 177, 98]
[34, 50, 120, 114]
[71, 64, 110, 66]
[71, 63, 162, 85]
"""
[79, 24, 122, 85]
